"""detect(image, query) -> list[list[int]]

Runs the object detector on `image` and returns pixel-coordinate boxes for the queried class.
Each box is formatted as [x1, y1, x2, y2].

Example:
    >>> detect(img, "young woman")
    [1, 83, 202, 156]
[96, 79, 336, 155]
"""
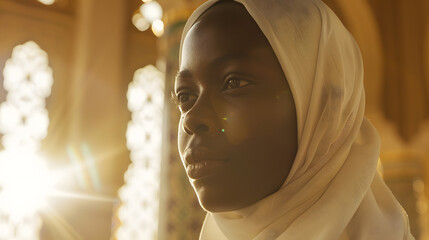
[173, 0, 414, 239]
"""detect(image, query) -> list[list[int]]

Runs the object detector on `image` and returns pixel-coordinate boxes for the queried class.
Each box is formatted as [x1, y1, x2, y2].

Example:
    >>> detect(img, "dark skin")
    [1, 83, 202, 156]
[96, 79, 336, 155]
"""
[175, 1, 298, 212]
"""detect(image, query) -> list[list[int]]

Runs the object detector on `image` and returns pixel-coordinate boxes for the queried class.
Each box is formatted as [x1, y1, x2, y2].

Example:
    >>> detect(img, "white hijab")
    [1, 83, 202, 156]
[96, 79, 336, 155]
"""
[179, 0, 414, 239]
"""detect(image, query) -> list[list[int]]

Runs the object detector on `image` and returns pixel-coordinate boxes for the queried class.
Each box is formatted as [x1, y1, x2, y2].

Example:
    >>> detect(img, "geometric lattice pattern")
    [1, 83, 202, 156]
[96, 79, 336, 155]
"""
[0, 41, 52, 151]
[0, 41, 53, 240]
[114, 65, 164, 240]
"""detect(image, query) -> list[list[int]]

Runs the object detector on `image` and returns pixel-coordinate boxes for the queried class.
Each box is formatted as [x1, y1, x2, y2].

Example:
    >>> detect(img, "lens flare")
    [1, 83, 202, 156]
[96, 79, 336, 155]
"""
[0, 150, 52, 222]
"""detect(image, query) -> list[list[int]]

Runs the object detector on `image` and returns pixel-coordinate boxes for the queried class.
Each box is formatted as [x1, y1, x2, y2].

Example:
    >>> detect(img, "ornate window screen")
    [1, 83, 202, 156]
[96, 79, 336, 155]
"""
[0, 41, 53, 240]
[114, 65, 165, 240]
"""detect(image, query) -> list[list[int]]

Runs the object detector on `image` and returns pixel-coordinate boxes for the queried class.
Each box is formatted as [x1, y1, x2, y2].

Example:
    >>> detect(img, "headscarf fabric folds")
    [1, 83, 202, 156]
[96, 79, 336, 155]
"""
[179, 0, 414, 239]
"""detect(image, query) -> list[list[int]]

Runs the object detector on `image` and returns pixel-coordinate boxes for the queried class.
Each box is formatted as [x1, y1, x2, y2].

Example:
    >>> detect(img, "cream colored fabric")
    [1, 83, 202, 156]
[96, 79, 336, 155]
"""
[179, 0, 414, 239]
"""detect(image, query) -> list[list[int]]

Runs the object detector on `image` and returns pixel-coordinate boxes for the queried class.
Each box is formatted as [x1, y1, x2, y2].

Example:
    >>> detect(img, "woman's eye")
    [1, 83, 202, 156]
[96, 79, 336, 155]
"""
[178, 94, 190, 104]
[224, 78, 251, 90]
[174, 92, 197, 112]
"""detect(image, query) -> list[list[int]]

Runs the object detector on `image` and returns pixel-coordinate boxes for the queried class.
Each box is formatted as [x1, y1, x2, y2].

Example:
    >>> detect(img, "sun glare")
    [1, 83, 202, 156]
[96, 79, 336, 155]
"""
[0, 151, 52, 221]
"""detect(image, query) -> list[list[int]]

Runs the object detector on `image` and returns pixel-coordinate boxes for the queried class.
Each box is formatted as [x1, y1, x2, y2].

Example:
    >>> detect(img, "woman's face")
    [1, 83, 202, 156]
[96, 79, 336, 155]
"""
[175, 1, 298, 212]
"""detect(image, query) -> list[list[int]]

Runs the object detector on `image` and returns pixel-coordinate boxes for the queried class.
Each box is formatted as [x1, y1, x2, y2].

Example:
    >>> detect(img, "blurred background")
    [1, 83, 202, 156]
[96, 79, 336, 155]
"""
[0, 0, 428, 239]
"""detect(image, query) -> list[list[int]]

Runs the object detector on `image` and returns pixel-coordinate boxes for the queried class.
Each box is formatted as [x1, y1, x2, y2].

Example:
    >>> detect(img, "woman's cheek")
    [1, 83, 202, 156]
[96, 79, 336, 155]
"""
[222, 111, 251, 146]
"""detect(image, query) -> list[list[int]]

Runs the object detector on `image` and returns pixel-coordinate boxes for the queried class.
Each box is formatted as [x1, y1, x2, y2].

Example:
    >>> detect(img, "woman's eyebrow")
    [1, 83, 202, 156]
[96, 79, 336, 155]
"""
[175, 54, 256, 86]
[174, 70, 195, 94]
[210, 53, 252, 67]
[175, 69, 192, 82]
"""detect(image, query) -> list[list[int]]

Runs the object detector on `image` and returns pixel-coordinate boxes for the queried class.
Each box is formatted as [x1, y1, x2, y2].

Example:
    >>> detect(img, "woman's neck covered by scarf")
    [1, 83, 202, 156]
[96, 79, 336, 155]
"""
[179, 0, 414, 239]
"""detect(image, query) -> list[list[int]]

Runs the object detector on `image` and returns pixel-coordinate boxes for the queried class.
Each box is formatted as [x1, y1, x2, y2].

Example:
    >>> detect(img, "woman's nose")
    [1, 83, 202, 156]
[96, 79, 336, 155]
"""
[181, 96, 219, 136]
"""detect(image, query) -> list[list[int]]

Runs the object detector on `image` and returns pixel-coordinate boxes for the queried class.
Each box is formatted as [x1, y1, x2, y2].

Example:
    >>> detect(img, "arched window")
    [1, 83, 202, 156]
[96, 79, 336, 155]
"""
[0, 41, 53, 240]
[114, 65, 165, 239]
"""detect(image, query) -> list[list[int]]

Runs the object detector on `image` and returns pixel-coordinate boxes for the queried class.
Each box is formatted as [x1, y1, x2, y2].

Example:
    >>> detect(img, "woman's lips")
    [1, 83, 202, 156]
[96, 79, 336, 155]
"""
[184, 147, 227, 180]
[186, 160, 225, 180]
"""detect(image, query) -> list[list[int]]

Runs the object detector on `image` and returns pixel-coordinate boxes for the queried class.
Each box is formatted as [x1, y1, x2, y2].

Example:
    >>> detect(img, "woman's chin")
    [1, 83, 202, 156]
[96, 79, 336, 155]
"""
[194, 186, 257, 213]
[197, 197, 238, 213]
[194, 188, 229, 212]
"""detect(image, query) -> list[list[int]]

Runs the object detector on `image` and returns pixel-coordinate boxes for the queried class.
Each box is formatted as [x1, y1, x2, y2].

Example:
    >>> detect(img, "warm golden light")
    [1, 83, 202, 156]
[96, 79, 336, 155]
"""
[151, 19, 164, 37]
[114, 65, 164, 240]
[132, 12, 151, 32]
[38, 0, 55, 5]
[132, 1, 164, 37]
[0, 41, 52, 151]
[0, 41, 53, 240]
[139, 1, 163, 23]
[0, 151, 52, 221]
